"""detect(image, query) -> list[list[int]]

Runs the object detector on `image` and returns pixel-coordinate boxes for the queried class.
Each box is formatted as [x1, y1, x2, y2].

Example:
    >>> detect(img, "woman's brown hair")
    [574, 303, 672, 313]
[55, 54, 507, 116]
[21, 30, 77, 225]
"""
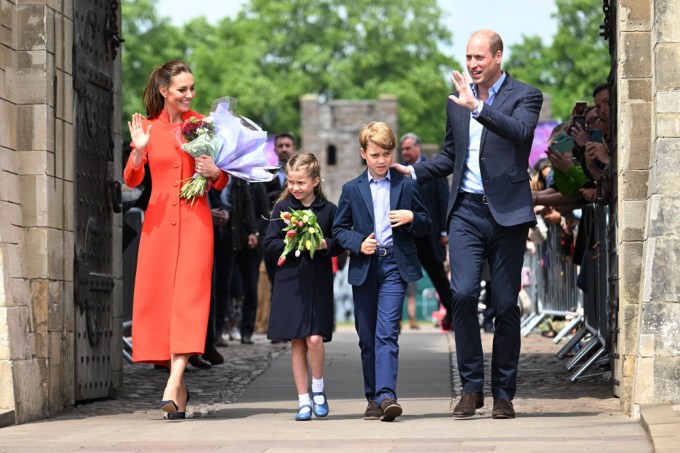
[142, 60, 192, 119]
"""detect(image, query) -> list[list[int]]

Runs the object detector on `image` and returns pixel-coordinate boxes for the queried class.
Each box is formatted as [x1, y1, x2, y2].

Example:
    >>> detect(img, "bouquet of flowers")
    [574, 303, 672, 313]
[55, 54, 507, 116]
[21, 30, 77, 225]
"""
[177, 97, 278, 205]
[277, 209, 324, 266]
[178, 117, 222, 204]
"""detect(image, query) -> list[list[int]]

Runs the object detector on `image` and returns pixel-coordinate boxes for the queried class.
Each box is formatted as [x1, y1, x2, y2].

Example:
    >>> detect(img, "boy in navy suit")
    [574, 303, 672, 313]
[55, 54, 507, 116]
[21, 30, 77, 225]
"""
[333, 122, 431, 421]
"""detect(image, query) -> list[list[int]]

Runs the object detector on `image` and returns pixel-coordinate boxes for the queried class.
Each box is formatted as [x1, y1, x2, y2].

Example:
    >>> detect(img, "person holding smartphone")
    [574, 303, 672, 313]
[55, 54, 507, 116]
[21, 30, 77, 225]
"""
[546, 125, 591, 198]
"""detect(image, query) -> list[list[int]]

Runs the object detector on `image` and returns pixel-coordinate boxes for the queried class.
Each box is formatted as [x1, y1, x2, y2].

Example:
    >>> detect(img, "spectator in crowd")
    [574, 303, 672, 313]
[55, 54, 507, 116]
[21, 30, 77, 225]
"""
[225, 178, 267, 345]
[265, 132, 298, 206]
[399, 132, 453, 330]
[592, 83, 610, 140]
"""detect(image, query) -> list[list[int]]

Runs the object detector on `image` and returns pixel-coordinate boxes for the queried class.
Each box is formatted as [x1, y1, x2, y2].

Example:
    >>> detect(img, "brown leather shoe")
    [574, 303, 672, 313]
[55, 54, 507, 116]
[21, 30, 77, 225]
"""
[453, 391, 484, 418]
[379, 398, 402, 422]
[492, 397, 515, 419]
[363, 400, 381, 420]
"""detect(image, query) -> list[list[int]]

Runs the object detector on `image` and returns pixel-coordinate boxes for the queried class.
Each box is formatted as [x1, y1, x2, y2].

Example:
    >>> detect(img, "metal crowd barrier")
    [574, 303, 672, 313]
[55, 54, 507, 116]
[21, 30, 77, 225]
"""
[562, 204, 611, 381]
[521, 223, 583, 338]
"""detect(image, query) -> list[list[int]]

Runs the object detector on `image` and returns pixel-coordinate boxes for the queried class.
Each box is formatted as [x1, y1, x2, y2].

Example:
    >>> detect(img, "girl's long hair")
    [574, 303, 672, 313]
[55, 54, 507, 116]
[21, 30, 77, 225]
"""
[142, 60, 192, 119]
[276, 152, 326, 205]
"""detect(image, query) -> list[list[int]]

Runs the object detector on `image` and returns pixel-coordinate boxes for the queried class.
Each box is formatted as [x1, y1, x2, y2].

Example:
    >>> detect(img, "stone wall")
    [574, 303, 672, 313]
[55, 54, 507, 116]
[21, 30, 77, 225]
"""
[617, 0, 680, 416]
[0, 0, 122, 425]
[0, 0, 77, 424]
[300, 94, 398, 204]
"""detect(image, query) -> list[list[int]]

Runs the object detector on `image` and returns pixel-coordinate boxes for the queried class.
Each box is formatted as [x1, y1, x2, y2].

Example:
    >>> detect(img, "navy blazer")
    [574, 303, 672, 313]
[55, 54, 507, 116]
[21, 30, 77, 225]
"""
[414, 74, 543, 227]
[333, 170, 431, 286]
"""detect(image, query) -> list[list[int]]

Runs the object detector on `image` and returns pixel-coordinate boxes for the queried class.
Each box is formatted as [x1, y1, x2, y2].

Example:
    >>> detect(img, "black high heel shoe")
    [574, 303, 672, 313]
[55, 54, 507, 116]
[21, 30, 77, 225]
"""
[166, 390, 190, 420]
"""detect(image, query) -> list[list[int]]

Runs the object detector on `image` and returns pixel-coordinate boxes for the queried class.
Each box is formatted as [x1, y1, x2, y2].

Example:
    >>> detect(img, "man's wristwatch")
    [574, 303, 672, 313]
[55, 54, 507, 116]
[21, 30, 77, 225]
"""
[472, 99, 484, 117]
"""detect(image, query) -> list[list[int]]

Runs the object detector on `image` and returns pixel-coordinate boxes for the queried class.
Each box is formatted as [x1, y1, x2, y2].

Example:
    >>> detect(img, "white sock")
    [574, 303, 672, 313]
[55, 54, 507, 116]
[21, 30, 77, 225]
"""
[298, 393, 311, 411]
[311, 376, 324, 393]
[311, 377, 325, 404]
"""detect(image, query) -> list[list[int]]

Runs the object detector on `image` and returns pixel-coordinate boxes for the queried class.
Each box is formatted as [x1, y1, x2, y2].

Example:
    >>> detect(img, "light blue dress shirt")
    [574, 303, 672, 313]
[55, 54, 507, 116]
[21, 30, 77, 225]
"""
[368, 169, 393, 247]
[460, 72, 507, 194]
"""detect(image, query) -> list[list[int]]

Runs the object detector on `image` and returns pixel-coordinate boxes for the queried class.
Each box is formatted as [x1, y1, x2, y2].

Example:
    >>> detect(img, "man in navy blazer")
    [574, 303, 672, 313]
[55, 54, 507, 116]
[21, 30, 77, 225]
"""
[394, 30, 542, 419]
[400, 132, 453, 329]
[334, 122, 431, 422]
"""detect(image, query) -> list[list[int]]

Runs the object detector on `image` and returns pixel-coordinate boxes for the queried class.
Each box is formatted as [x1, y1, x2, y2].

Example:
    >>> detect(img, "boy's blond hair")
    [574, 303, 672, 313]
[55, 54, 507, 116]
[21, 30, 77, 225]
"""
[359, 121, 396, 151]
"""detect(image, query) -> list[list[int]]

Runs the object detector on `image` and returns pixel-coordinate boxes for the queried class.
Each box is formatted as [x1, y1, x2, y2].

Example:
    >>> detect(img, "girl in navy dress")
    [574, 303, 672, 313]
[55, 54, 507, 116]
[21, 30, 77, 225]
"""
[265, 153, 343, 421]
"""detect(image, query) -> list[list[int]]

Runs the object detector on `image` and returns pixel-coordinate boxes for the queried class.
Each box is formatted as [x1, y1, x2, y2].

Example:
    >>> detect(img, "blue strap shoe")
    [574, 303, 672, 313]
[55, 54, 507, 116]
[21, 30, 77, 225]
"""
[311, 391, 329, 418]
[295, 404, 312, 421]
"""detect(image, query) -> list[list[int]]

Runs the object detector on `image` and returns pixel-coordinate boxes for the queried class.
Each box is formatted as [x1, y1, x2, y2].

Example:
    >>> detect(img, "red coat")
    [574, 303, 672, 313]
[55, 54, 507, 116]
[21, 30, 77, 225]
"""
[124, 109, 228, 364]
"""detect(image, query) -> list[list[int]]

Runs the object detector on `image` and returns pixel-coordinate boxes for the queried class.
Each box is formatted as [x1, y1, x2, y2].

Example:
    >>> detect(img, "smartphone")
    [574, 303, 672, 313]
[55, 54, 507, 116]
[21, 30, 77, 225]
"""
[550, 133, 575, 153]
[589, 128, 603, 143]
[573, 101, 587, 116]
[572, 115, 585, 131]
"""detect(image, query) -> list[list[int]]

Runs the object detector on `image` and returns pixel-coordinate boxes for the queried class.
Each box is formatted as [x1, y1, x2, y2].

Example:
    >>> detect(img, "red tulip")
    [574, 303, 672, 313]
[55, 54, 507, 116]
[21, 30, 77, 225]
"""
[277, 256, 286, 266]
[286, 230, 296, 237]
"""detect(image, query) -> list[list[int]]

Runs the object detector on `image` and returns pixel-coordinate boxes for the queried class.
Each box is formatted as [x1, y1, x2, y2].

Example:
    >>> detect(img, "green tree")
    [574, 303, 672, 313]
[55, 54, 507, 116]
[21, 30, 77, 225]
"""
[504, 0, 610, 120]
[121, 0, 186, 133]
[121, 0, 458, 143]
[181, 16, 277, 130]
[236, 0, 458, 143]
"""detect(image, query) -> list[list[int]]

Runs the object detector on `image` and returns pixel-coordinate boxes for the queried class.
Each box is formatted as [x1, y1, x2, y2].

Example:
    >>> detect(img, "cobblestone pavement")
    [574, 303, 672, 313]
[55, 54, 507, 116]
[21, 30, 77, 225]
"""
[62, 335, 289, 419]
[447, 328, 620, 416]
[64, 325, 618, 420]
[1, 325, 656, 453]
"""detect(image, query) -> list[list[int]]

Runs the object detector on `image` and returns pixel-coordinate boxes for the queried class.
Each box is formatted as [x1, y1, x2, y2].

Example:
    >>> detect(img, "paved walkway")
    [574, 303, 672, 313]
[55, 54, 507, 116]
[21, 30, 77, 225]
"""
[0, 325, 669, 452]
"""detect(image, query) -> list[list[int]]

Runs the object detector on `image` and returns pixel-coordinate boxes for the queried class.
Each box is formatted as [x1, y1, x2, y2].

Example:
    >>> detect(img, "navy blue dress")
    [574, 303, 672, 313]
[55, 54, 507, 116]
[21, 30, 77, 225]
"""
[265, 196, 343, 341]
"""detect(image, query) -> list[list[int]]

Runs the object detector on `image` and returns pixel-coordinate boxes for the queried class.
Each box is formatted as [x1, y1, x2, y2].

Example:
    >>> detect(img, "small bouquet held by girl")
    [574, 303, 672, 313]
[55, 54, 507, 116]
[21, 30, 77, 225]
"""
[178, 96, 278, 204]
[276, 209, 325, 266]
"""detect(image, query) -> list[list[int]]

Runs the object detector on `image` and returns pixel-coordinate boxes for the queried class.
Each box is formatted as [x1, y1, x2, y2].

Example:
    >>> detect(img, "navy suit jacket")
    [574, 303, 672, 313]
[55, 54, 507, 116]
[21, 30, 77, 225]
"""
[333, 170, 431, 286]
[414, 74, 543, 227]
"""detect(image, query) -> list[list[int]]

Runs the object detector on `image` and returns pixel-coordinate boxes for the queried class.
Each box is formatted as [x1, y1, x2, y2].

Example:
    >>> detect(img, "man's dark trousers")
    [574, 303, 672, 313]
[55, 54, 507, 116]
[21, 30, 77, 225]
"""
[449, 197, 528, 400]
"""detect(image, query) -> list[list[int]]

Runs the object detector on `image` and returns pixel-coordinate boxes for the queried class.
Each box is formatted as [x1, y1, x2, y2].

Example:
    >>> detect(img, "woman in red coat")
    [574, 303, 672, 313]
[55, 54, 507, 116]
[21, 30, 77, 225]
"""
[124, 60, 228, 418]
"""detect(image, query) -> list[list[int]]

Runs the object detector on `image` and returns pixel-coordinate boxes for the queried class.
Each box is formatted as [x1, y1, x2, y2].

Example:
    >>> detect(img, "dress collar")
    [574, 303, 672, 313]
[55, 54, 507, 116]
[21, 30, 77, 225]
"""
[158, 109, 196, 125]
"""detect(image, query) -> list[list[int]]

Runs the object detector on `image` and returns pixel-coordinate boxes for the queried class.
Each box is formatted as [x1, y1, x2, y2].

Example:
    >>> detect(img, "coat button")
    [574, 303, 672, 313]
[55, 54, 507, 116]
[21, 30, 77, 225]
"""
[172, 200, 177, 206]
[173, 182, 178, 187]
[173, 162, 179, 168]
[171, 219, 177, 225]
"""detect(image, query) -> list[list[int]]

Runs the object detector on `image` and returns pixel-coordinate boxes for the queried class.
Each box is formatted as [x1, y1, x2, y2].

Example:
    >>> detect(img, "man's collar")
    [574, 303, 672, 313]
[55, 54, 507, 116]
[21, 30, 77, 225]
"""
[472, 71, 507, 98]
